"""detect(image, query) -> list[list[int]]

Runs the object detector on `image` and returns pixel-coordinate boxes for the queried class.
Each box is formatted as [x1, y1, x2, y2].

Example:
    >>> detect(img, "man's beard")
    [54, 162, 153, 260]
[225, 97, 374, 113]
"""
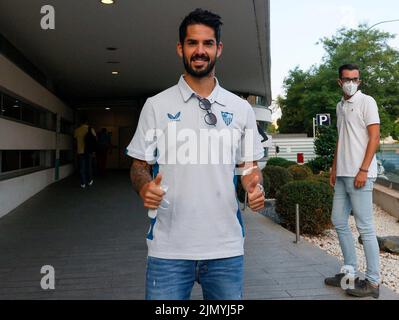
[183, 53, 217, 78]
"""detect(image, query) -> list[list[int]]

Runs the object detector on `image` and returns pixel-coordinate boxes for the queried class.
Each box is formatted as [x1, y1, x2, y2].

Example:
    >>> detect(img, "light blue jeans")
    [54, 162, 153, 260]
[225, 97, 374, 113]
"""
[145, 255, 243, 300]
[331, 177, 380, 285]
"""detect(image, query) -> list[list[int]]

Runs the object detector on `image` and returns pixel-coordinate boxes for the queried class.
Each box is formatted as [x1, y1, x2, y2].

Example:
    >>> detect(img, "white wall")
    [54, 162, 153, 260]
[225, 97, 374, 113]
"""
[269, 137, 316, 163]
[58, 133, 73, 151]
[253, 105, 272, 123]
[0, 54, 73, 121]
[0, 118, 56, 149]
[59, 164, 74, 180]
[0, 164, 73, 219]
[0, 54, 75, 219]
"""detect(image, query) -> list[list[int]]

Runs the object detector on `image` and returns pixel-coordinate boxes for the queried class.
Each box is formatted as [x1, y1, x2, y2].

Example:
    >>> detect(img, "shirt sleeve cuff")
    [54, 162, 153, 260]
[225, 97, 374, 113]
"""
[126, 149, 156, 163]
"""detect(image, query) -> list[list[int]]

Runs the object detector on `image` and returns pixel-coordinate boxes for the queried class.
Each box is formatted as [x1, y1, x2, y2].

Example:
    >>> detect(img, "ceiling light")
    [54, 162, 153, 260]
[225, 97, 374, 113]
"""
[112, 71, 119, 75]
[100, 0, 115, 4]
[105, 107, 111, 110]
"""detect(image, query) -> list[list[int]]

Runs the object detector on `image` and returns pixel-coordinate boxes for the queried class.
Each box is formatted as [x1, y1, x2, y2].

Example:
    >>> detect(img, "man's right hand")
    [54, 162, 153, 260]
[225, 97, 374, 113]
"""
[139, 173, 165, 209]
[330, 169, 337, 188]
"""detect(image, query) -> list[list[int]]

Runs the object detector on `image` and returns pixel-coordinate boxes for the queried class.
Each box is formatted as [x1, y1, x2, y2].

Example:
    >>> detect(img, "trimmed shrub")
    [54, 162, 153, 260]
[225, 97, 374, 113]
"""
[236, 175, 270, 203]
[320, 171, 331, 179]
[305, 157, 329, 174]
[308, 175, 331, 186]
[267, 157, 297, 168]
[262, 166, 293, 198]
[281, 161, 298, 168]
[267, 157, 290, 167]
[287, 164, 313, 180]
[314, 126, 337, 169]
[276, 180, 333, 235]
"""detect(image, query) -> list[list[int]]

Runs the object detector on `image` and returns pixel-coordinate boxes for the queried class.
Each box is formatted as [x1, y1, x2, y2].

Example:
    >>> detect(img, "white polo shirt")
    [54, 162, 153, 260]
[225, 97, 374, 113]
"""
[336, 90, 380, 178]
[127, 75, 264, 260]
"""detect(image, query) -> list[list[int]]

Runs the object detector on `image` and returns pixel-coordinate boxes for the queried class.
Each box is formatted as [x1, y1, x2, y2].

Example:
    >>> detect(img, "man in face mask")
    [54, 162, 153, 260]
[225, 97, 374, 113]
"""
[325, 64, 381, 298]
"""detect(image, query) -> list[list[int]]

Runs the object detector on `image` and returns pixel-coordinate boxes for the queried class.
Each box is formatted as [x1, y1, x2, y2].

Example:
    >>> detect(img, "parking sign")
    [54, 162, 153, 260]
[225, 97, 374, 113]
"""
[316, 114, 331, 126]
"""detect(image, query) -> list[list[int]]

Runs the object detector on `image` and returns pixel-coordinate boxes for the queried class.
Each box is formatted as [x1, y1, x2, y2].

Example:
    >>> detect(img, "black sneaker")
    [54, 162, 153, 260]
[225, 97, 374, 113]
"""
[346, 279, 380, 299]
[324, 273, 346, 287]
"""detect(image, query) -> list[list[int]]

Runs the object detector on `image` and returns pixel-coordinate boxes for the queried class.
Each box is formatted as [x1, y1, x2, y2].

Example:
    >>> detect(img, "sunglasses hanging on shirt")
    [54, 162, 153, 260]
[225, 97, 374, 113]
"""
[196, 95, 217, 126]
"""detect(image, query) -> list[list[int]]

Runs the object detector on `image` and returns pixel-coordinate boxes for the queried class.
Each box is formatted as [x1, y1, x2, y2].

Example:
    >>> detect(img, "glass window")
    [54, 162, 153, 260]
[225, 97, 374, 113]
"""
[21, 102, 39, 126]
[1, 92, 57, 131]
[1, 150, 20, 172]
[21, 150, 40, 169]
[60, 118, 73, 135]
[2, 94, 22, 120]
[50, 113, 57, 131]
[0, 150, 55, 174]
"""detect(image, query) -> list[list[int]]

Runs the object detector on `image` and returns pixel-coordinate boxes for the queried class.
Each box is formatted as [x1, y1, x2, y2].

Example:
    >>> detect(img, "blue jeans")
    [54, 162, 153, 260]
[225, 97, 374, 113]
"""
[331, 177, 380, 285]
[145, 255, 243, 300]
[78, 153, 92, 186]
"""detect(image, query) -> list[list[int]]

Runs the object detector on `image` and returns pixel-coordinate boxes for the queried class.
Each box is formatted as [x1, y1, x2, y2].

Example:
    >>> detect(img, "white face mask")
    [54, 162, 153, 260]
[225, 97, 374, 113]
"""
[342, 81, 358, 97]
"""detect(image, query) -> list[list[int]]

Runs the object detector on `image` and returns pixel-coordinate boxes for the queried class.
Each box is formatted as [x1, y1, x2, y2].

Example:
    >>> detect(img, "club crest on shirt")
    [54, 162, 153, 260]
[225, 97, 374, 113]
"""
[221, 111, 233, 126]
[167, 112, 181, 121]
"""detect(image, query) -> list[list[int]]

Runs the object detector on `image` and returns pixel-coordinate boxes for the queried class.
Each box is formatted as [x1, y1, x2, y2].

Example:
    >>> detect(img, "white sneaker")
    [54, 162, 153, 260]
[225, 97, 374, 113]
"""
[80, 184, 86, 188]
[88, 180, 94, 186]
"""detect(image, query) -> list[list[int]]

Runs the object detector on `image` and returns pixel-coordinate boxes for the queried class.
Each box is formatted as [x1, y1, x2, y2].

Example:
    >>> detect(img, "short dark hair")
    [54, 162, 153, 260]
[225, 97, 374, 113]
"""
[179, 8, 223, 45]
[339, 64, 360, 79]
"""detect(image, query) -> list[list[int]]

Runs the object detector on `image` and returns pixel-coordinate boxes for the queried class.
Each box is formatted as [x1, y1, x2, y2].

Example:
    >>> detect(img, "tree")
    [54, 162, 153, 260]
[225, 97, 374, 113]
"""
[278, 25, 399, 138]
[314, 125, 338, 170]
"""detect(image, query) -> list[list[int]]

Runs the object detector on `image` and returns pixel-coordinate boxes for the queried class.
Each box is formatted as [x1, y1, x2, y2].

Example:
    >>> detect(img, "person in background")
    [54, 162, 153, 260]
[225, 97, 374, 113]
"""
[97, 128, 111, 176]
[74, 115, 97, 188]
[325, 64, 381, 299]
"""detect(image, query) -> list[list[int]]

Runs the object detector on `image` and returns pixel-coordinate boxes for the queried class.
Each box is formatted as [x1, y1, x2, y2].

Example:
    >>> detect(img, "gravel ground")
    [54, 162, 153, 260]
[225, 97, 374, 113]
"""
[303, 204, 399, 294]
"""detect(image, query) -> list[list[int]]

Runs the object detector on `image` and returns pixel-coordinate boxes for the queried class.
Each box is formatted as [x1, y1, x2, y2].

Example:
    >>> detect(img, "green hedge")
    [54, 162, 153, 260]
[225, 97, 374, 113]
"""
[267, 157, 297, 168]
[276, 180, 333, 235]
[305, 157, 329, 174]
[308, 175, 331, 186]
[287, 164, 313, 180]
[262, 166, 293, 198]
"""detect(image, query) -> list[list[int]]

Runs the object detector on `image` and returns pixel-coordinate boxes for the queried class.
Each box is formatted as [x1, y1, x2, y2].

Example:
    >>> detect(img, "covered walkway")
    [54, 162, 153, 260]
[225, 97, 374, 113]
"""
[0, 173, 397, 300]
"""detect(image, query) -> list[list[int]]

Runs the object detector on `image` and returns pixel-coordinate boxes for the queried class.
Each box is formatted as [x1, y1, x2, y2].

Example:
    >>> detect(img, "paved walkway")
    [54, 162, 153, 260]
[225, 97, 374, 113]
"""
[0, 172, 397, 300]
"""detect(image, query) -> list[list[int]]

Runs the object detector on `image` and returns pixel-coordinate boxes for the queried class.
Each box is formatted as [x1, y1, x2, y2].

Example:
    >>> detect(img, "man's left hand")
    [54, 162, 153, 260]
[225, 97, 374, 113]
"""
[354, 171, 368, 189]
[246, 175, 265, 212]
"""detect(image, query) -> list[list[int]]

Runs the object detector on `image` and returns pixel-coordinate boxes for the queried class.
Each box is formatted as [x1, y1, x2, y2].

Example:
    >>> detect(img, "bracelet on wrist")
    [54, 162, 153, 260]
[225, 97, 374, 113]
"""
[359, 168, 368, 173]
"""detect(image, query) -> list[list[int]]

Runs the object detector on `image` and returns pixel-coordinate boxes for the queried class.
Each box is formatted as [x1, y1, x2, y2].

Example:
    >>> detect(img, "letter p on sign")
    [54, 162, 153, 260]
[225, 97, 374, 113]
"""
[316, 114, 331, 126]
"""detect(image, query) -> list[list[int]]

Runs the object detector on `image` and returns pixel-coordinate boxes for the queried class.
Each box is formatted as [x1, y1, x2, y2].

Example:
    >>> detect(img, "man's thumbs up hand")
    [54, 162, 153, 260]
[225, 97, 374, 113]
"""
[153, 173, 162, 186]
[139, 173, 166, 210]
[247, 175, 259, 194]
[243, 172, 265, 213]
